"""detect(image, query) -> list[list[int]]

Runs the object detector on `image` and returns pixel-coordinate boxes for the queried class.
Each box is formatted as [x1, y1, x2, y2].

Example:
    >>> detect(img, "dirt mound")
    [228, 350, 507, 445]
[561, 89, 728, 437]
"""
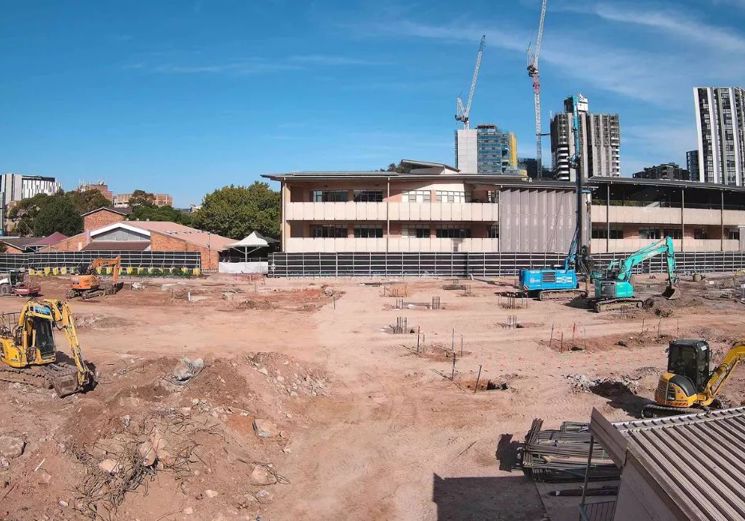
[0, 353, 328, 521]
[75, 314, 132, 329]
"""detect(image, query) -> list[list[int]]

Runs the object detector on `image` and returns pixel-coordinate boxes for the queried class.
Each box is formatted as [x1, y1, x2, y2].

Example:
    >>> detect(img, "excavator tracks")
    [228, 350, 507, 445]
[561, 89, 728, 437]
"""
[0, 363, 81, 397]
[538, 289, 587, 301]
[592, 298, 644, 313]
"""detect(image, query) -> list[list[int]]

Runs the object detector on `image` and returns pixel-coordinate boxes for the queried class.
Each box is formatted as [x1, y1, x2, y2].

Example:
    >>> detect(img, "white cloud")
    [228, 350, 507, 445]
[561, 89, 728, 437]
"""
[591, 2, 745, 53]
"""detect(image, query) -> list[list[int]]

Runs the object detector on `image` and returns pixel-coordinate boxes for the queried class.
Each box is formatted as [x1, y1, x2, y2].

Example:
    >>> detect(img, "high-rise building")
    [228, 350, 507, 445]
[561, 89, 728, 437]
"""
[550, 95, 620, 181]
[686, 150, 700, 181]
[78, 181, 114, 201]
[632, 163, 690, 181]
[455, 124, 518, 174]
[0, 173, 61, 233]
[693, 87, 745, 185]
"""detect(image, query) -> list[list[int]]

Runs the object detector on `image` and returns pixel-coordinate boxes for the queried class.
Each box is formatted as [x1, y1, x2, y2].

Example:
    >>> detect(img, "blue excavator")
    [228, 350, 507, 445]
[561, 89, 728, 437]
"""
[519, 95, 593, 300]
[590, 236, 679, 312]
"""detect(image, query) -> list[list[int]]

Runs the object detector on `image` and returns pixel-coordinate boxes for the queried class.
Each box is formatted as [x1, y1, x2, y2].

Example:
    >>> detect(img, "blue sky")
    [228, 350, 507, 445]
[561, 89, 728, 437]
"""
[1, 0, 744, 206]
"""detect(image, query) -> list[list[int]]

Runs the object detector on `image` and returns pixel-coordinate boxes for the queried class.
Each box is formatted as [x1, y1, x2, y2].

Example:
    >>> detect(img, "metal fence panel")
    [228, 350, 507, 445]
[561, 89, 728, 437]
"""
[269, 251, 745, 278]
[0, 251, 201, 270]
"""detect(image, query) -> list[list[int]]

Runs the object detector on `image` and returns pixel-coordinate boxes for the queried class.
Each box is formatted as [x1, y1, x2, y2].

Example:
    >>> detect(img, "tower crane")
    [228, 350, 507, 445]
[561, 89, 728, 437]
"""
[527, 0, 548, 178]
[455, 35, 486, 129]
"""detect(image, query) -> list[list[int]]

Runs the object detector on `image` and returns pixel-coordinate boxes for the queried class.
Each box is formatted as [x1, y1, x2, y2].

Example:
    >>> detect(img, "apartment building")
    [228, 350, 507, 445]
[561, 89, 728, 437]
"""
[686, 150, 700, 181]
[632, 163, 690, 181]
[265, 160, 745, 255]
[694, 86, 745, 185]
[455, 125, 518, 174]
[551, 95, 620, 181]
[78, 182, 114, 201]
[113, 192, 174, 208]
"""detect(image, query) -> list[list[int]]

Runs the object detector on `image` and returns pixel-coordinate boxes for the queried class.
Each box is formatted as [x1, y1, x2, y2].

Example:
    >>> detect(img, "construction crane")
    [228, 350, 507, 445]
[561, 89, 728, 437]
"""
[527, 0, 548, 178]
[641, 339, 745, 417]
[455, 35, 486, 129]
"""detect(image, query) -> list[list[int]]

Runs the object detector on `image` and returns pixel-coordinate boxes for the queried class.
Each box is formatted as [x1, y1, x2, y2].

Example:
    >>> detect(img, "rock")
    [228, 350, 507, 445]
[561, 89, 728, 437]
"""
[138, 441, 157, 466]
[252, 419, 278, 438]
[173, 358, 205, 383]
[38, 471, 52, 485]
[0, 457, 9, 469]
[121, 415, 131, 428]
[205, 489, 219, 498]
[257, 367, 269, 376]
[249, 465, 277, 486]
[222, 292, 236, 301]
[59, 500, 68, 508]
[255, 489, 273, 504]
[183, 507, 194, 515]
[0, 436, 25, 459]
[98, 459, 120, 474]
[323, 287, 334, 297]
[131, 282, 144, 291]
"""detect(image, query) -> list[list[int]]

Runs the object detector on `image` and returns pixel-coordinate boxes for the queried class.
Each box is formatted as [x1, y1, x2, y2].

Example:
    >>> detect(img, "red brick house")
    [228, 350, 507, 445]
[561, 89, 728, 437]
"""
[81, 207, 129, 232]
[47, 221, 233, 270]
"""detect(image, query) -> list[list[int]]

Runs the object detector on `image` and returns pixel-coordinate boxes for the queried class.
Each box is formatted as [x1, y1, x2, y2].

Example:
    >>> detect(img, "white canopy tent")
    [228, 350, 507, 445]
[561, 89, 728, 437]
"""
[225, 231, 278, 262]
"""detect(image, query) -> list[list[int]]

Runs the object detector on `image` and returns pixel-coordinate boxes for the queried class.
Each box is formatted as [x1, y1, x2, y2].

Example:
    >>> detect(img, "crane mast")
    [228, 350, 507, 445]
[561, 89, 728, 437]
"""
[455, 35, 486, 129]
[527, 0, 548, 178]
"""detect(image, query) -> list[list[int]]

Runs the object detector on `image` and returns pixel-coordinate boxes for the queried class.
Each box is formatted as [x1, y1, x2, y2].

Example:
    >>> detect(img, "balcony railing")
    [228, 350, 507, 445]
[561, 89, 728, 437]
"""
[285, 202, 499, 222]
[284, 237, 499, 253]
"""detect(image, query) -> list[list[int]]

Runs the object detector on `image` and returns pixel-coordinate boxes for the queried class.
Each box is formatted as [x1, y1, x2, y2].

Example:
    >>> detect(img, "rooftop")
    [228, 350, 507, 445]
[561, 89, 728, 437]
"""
[591, 406, 745, 521]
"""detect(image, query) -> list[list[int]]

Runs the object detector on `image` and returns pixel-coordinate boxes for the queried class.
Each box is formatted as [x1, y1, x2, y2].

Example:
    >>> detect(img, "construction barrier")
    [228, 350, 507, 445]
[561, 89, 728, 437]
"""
[0, 251, 201, 276]
[268, 251, 745, 278]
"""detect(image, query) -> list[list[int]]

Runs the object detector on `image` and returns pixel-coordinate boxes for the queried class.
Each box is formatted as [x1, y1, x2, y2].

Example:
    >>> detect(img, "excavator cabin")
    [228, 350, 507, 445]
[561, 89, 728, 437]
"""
[665, 339, 711, 396]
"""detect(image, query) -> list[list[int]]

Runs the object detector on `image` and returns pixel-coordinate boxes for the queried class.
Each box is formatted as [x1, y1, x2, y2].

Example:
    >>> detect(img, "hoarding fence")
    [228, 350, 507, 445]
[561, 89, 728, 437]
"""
[268, 251, 745, 278]
[0, 251, 201, 274]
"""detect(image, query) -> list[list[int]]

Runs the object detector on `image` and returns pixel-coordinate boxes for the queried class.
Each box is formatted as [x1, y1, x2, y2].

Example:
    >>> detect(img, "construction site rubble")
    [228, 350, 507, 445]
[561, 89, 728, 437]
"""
[171, 357, 205, 383]
[0, 435, 25, 459]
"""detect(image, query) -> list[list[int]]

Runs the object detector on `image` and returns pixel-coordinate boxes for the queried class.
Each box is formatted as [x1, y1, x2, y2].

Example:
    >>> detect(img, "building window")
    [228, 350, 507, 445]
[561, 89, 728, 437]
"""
[639, 228, 661, 240]
[663, 229, 682, 240]
[435, 191, 470, 203]
[310, 225, 347, 238]
[353, 226, 383, 238]
[435, 226, 472, 239]
[353, 190, 383, 202]
[728, 229, 741, 240]
[592, 228, 624, 239]
[693, 228, 709, 240]
[403, 227, 430, 238]
[312, 190, 348, 202]
[488, 224, 499, 239]
[403, 190, 431, 203]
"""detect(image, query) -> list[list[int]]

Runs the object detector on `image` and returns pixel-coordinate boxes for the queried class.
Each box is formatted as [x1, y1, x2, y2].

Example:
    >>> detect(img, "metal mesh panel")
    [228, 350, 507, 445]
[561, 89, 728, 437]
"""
[269, 251, 745, 278]
[0, 251, 201, 270]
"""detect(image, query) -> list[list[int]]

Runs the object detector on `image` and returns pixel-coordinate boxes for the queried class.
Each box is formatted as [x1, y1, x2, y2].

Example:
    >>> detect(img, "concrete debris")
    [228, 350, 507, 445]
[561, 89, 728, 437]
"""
[131, 282, 145, 291]
[38, 471, 53, 485]
[0, 457, 9, 469]
[183, 506, 194, 515]
[172, 358, 205, 383]
[565, 374, 639, 394]
[0, 435, 25, 459]
[249, 464, 278, 486]
[253, 419, 279, 438]
[205, 489, 219, 498]
[98, 458, 121, 474]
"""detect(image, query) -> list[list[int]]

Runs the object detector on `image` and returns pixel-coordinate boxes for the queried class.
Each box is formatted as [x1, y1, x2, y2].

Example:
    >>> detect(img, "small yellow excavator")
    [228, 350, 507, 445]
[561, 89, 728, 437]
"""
[0, 299, 95, 397]
[68, 257, 123, 300]
[641, 339, 745, 417]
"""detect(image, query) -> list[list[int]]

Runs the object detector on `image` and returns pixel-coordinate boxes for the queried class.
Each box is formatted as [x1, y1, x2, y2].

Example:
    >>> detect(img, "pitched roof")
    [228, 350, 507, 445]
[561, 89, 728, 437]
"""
[32, 231, 68, 246]
[81, 206, 130, 217]
[109, 221, 234, 250]
[591, 406, 745, 521]
[0, 237, 41, 250]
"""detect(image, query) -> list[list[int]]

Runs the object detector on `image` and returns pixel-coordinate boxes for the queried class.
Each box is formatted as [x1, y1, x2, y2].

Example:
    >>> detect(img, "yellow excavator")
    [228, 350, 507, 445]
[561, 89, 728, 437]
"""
[641, 339, 745, 417]
[0, 299, 95, 397]
[68, 256, 123, 300]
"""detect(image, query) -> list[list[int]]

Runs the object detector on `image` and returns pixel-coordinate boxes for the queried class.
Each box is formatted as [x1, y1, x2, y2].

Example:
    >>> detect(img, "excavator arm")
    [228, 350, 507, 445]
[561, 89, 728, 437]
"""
[615, 236, 677, 284]
[44, 299, 93, 389]
[705, 342, 745, 399]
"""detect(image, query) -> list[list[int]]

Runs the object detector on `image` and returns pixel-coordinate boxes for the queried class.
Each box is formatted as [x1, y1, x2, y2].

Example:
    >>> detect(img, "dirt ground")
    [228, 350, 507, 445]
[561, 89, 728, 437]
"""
[1, 272, 745, 521]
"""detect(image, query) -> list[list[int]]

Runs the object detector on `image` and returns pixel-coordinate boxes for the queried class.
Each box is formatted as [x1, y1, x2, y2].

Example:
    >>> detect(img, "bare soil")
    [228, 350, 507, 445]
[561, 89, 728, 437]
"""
[1, 273, 744, 520]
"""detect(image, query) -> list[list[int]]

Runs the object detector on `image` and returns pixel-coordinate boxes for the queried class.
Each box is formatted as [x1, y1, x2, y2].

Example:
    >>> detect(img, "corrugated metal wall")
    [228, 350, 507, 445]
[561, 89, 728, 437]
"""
[499, 188, 587, 253]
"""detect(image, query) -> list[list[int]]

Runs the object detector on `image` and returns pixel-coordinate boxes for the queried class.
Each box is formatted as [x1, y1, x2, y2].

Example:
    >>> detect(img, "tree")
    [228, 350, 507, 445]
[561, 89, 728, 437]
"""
[33, 196, 83, 236]
[66, 189, 111, 214]
[192, 182, 280, 240]
[129, 204, 192, 225]
[128, 189, 155, 207]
